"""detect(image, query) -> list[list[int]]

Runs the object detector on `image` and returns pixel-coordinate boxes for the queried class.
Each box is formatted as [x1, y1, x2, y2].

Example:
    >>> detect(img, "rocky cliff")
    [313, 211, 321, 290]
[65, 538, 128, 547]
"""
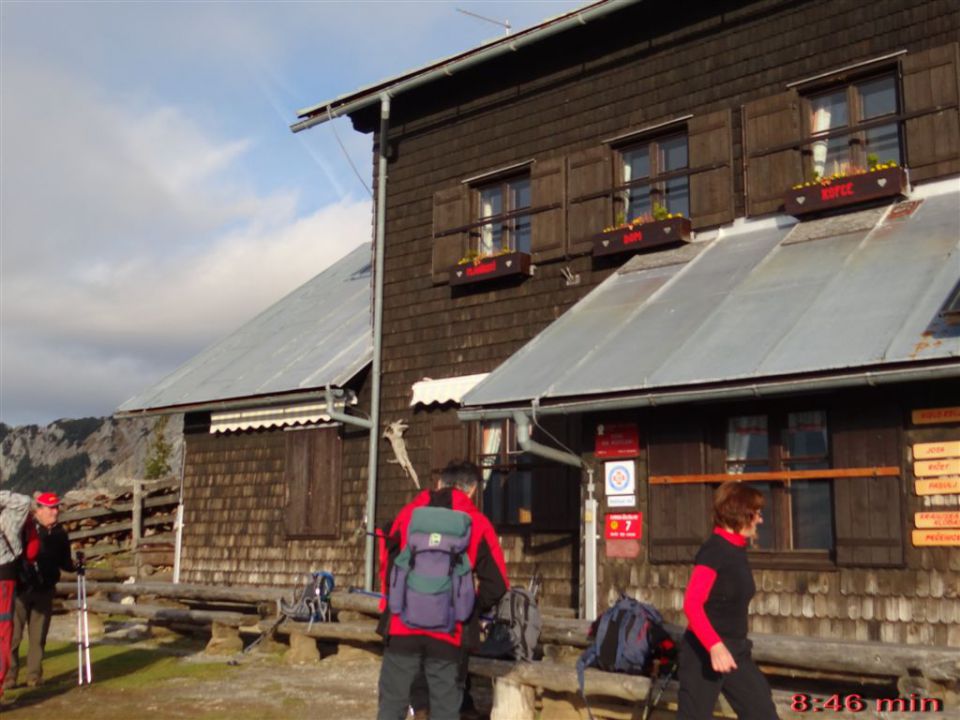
[0, 415, 184, 495]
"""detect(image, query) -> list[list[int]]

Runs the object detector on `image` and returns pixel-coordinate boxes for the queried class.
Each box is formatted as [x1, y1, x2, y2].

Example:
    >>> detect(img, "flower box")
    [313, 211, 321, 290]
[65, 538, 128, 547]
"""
[592, 217, 692, 258]
[449, 251, 532, 287]
[784, 166, 908, 217]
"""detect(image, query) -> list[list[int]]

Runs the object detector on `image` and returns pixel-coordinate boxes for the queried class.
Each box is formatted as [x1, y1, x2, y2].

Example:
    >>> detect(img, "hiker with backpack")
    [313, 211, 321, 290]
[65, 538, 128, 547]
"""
[0, 490, 39, 702]
[677, 481, 778, 720]
[376, 460, 509, 720]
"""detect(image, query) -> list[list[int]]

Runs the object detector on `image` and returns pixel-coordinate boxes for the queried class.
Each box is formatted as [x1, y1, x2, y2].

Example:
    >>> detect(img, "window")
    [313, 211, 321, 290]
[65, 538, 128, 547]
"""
[617, 133, 690, 222]
[479, 419, 533, 526]
[284, 426, 342, 538]
[725, 411, 833, 551]
[476, 175, 531, 256]
[805, 73, 902, 180]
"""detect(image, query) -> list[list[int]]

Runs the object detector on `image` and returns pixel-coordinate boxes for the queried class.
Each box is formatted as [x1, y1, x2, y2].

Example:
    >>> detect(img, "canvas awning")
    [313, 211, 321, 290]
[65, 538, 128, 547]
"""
[462, 179, 960, 417]
[411, 373, 489, 407]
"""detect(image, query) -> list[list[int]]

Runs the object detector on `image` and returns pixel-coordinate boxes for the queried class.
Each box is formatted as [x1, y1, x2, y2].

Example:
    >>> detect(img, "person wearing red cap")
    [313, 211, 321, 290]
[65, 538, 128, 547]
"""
[1, 489, 38, 700]
[5, 492, 74, 691]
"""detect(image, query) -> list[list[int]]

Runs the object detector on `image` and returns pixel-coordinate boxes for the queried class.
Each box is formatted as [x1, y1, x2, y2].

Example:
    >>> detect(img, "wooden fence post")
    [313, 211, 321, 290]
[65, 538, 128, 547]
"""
[132, 478, 142, 579]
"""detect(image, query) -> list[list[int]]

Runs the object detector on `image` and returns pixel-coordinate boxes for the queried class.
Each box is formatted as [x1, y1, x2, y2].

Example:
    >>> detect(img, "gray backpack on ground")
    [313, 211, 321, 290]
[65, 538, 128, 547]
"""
[477, 587, 542, 661]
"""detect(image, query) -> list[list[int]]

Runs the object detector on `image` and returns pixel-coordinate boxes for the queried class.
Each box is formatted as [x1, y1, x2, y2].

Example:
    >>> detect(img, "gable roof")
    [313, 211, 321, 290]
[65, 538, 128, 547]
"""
[117, 243, 372, 415]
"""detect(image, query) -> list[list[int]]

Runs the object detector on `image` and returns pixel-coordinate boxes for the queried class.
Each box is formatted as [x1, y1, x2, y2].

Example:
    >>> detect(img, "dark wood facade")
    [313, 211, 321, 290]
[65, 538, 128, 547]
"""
[341, 0, 960, 630]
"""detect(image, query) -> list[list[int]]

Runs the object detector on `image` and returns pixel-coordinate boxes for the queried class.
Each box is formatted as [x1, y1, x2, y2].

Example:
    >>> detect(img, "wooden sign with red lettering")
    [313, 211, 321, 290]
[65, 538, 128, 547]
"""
[914, 441, 960, 460]
[915, 477, 960, 495]
[915, 458, 960, 477]
[915, 511, 960, 529]
[912, 407, 960, 425]
[912, 529, 960, 546]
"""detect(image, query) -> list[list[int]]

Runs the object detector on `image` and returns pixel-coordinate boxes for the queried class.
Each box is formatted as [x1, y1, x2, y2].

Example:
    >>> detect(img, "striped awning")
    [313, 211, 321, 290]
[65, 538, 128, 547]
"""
[210, 403, 341, 433]
[410, 373, 489, 407]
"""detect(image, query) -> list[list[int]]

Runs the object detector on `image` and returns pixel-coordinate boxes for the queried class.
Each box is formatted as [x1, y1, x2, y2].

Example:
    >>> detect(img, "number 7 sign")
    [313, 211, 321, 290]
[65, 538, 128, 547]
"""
[605, 512, 642, 540]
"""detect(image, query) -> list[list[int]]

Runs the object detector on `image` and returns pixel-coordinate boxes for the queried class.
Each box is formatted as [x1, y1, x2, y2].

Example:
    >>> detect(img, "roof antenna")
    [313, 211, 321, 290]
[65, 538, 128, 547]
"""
[456, 7, 511, 36]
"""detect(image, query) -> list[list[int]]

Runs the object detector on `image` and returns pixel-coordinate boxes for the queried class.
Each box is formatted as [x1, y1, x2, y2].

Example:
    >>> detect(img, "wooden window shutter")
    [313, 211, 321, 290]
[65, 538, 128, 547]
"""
[431, 414, 472, 477]
[567, 146, 612, 255]
[647, 421, 711, 563]
[285, 427, 342, 538]
[831, 403, 904, 567]
[530, 157, 567, 262]
[742, 91, 803, 216]
[901, 42, 960, 183]
[432, 185, 469, 284]
[688, 109, 736, 230]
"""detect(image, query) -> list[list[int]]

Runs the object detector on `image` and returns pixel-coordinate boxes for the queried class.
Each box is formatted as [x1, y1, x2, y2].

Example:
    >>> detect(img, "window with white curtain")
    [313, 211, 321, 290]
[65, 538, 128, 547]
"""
[478, 419, 533, 527]
[476, 175, 531, 257]
[806, 73, 901, 180]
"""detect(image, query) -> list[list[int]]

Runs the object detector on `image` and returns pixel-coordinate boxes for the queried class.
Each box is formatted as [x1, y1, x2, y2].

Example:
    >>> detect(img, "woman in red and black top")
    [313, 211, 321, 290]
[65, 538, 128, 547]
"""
[678, 482, 778, 720]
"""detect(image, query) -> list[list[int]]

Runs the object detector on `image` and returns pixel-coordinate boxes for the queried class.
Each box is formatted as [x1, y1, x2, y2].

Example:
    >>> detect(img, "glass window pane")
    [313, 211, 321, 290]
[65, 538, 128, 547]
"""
[812, 135, 852, 178]
[660, 135, 688, 171]
[507, 470, 533, 524]
[510, 177, 531, 211]
[753, 482, 776, 550]
[726, 416, 769, 473]
[623, 146, 650, 182]
[627, 188, 651, 221]
[514, 214, 531, 253]
[479, 223, 504, 255]
[482, 469, 507, 524]
[665, 178, 689, 218]
[809, 90, 848, 132]
[858, 76, 897, 119]
[480, 186, 502, 219]
[791, 480, 834, 549]
[784, 411, 827, 461]
[865, 123, 902, 165]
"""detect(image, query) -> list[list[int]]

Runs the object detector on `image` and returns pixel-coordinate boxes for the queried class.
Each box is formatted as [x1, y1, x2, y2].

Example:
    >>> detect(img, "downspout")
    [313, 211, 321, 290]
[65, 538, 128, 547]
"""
[512, 412, 598, 621]
[364, 94, 390, 590]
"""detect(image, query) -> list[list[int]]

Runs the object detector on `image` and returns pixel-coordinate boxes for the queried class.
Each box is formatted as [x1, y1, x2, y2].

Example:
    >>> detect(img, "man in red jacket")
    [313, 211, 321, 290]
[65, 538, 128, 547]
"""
[377, 460, 509, 720]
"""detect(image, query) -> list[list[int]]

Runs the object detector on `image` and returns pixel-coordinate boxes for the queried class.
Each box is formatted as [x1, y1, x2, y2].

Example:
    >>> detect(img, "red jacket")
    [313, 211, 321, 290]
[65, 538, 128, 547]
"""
[379, 487, 509, 650]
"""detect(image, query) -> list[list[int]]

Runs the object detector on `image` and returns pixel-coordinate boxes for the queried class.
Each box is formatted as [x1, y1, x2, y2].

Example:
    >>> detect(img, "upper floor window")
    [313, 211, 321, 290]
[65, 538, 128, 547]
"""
[726, 411, 832, 552]
[477, 175, 531, 256]
[617, 133, 690, 223]
[805, 73, 902, 180]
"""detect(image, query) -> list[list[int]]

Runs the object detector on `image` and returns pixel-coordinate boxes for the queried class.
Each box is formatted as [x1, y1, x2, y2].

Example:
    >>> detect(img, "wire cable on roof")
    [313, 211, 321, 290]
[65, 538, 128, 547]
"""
[328, 106, 373, 198]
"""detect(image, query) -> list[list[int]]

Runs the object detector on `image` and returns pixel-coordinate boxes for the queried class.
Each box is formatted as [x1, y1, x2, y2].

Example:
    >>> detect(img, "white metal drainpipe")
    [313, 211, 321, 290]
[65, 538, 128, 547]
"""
[364, 93, 390, 590]
[512, 412, 597, 621]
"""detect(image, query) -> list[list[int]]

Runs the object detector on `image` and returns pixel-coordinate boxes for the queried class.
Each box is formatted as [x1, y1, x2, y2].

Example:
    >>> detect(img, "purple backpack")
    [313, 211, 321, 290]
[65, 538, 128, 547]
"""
[388, 506, 476, 633]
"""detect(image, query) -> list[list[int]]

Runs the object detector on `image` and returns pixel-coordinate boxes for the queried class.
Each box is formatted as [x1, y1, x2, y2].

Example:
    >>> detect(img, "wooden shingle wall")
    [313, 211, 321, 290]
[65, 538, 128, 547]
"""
[364, 0, 958, 614]
[180, 426, 369, 589]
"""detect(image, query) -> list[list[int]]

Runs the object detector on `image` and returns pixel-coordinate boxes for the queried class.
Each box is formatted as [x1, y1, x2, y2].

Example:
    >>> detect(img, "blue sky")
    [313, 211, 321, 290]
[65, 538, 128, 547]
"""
[0, 0, 583, 426]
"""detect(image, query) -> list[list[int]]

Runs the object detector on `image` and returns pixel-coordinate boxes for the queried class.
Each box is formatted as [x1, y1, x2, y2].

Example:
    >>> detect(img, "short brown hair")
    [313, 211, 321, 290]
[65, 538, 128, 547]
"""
[713, 482, 764, 532]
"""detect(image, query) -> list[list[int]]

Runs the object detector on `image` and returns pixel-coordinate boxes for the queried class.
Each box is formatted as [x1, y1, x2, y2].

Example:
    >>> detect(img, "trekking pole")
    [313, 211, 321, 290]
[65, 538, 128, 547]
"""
[76, 551, 92, 685]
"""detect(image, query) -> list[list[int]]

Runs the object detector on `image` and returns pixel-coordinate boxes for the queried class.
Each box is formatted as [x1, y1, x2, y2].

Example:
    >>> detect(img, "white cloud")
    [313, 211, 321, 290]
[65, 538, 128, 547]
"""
[1, 57, 370, 426]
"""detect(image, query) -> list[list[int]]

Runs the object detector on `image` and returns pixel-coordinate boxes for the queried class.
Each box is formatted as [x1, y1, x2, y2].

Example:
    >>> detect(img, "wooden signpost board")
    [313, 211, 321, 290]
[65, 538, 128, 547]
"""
[914, 511, 960, 529]
[912, 407, 960, 425]
[913, 441, 960, 460]
[914, 458, 960, 477]
[912, 529, 960, 546]
[915, 477, 960, 495]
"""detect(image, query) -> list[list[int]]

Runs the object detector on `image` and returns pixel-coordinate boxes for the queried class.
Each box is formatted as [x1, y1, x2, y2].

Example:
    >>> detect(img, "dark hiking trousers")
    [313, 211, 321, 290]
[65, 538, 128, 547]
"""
[7, 587, 54, 687]
[677, 633, 779, 720]
[378, 648, 461, 720]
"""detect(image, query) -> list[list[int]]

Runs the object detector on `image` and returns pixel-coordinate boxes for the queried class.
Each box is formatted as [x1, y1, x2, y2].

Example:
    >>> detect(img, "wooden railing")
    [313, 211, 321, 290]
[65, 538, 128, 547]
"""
[59, 479, 179, 576]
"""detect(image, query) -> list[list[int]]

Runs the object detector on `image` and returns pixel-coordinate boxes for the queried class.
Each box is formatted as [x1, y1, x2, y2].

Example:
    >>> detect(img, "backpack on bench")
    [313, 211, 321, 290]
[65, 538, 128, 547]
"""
[476, 586, 542, 661]
[576, 595, 675, 720]
[281, 571, 335, 627]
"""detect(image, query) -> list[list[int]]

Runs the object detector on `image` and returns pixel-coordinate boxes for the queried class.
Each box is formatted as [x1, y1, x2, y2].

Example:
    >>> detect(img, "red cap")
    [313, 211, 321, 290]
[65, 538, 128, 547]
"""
[36, 492, 61, 508]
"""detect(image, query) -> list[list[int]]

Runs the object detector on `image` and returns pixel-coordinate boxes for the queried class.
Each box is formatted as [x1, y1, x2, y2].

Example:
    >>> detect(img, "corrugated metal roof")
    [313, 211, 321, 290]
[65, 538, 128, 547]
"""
[464, 183, 960, 409]
[117, 244, 372, 414]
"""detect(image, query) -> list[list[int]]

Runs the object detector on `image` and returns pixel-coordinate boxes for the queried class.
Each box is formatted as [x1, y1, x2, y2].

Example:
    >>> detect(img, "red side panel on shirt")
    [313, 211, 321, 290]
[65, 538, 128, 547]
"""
[683, 564, 721, 650]
[23, 521, 39, 563]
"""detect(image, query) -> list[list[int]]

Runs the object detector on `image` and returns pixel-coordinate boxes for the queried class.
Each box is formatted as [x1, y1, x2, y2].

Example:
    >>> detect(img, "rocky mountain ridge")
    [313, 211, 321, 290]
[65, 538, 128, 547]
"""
[0, 415, 183, 496]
